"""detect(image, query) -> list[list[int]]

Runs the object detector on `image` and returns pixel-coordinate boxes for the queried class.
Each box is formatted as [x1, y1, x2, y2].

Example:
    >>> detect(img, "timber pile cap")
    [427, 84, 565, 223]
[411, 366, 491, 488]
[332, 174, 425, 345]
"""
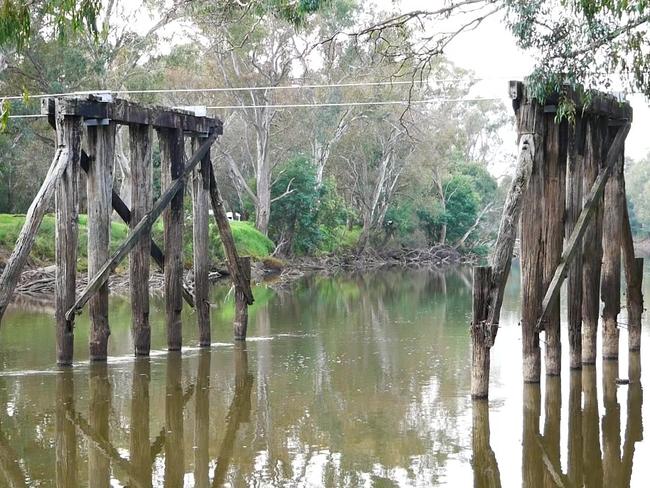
[40, 94, 223, 136]
[509, 80, 633, 124]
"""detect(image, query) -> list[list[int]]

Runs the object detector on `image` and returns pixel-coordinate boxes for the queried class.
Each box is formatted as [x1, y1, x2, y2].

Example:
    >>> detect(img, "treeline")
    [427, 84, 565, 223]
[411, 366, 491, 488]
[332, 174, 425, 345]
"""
[0, 0, 513, 257]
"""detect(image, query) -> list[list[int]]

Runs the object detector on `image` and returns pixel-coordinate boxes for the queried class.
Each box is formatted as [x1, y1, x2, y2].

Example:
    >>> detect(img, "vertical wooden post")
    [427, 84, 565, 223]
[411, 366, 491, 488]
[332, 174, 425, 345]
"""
[130, 358, 151, 487]
[191, 137, 211, 346]
[159, 127, 185, 351]
[165, 352, 184, 485]
[542, 115, 567, 376]
[518, 97, 544, 383]
[581, 119, 605, 364]
[88, 363, 111, 488]
[55, 111, 82, 366]
[194, 349, 211, 487]
[471, 266, 492, 399]
[234, 256, 251, 340]
[86, 123, 115, 361]
[566, 117, 585, 369]
[601, 149, 624, 360]
[129, 124, 153, 355]
[55, 369, 78, 486]
[622, 198, 644, 352]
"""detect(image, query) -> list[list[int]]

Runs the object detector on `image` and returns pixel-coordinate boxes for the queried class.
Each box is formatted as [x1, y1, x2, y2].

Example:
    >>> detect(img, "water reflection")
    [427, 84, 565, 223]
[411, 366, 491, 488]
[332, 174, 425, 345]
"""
[0, 268, 647, 485]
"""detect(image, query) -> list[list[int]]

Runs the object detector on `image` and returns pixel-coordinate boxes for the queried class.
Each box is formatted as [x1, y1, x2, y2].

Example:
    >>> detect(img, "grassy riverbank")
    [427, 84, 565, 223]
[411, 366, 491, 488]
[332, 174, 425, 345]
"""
[0, 214, 274, 271]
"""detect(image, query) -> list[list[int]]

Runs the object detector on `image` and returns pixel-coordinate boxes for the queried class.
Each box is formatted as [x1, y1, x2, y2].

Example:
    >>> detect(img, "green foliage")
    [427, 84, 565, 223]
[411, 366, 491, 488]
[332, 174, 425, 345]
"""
[209, 221, 275, 260]
[442, 174, 480, 244]
[0, 0, 99, 51]
[625, 155, 650, 237]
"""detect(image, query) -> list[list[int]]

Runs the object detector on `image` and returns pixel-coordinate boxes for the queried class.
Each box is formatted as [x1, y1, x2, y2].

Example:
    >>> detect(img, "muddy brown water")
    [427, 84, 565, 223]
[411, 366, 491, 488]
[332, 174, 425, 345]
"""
[0, 265, 648, 486]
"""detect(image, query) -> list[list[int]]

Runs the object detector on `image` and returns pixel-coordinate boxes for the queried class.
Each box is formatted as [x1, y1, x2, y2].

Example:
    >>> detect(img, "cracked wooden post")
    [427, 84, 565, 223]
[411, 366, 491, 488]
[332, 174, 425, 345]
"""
[191, 137, 211, 347]
[129, 124, 153, 356]
[471, 266, 492, 399]
[86, 123, 115, 361]
[234, 257, 251, 340]
[566, 117, 585, 369]
[622, 197, 644, 352]
[581, 119, 605, 364]
[159, 127, 185, 351]
[541, 115, 567, 376]
[601, 148, 624, 360]
[55, 110, 82, 366]
[517, 92, 544, 383]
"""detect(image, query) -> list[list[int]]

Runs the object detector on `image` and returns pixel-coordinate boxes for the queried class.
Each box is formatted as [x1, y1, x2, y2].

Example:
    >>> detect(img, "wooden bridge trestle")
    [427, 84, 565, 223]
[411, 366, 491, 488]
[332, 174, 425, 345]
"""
[0, 95, 254, 365]
[471, 80, 641, 398]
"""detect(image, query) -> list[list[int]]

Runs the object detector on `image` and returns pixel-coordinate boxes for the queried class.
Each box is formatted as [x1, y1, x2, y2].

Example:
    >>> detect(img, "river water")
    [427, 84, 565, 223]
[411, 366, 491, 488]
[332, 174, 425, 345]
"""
[0, 265, 647, 487]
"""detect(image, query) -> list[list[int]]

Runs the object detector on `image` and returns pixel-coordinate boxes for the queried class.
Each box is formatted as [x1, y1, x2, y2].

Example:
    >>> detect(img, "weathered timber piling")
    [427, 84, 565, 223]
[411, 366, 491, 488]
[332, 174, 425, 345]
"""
[601, 147, 624, 360]
[581, 119, 605, 364]
[541, 115, 567, 376]
[86, 124, 115, 361]
[207, 162, 255, 340]
[622, 201, 644, 352]
[566, 118, 585, 369]
[191, 137, 211, 347]
[159, 127, 185, 351]
[471, 266, 492, 399]
[234, 257, 252, 340]
[55, 109, 82, 366]
[129, 125, 153, 355]
[516, 87, 544, 383]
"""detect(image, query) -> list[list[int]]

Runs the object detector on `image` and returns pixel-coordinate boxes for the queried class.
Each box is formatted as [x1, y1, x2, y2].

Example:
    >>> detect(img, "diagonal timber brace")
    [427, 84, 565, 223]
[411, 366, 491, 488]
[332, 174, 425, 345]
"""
[535, 122, 631, 332]
[65, 131, 219, 321]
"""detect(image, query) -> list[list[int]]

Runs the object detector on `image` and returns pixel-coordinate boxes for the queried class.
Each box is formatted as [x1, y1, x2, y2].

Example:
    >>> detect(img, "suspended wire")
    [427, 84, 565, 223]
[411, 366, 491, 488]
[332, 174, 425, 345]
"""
[6, 95, 503, 119]
[0, 75, 514, 101]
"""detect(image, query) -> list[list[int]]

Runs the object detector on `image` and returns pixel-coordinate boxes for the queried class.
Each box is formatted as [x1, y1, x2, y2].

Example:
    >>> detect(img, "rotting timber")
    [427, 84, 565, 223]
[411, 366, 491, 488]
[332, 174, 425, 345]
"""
[0, 94, 254, 365]
[470, 80, 641, 399]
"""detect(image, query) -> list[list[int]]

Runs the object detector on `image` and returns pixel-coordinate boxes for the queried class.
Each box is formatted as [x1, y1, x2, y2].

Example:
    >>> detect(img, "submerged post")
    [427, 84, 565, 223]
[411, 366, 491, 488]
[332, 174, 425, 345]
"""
[622, 201, 644, 352]
[517, 88, 545, 383]
[86, 123, 115, 361]
[234, 257, 251, 340]
[129, 124, 153, 355]
[159, 127, 185, 351]
[471, 266, 492, 398]
[581, 119, 605, 364]
[55, 109, 82, 366]
[601, 149, 624, 360]
[541, 115, 567, 376]
[566, 117, 585, 369]
[191, 137, 211, 347]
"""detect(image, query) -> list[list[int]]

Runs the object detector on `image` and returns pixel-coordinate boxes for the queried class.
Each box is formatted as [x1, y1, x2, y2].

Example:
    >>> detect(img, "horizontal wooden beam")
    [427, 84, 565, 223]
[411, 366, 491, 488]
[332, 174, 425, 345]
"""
[65, 131, 219, 321]
[535, 123, 631, 332]
[42, 96, 222, 135]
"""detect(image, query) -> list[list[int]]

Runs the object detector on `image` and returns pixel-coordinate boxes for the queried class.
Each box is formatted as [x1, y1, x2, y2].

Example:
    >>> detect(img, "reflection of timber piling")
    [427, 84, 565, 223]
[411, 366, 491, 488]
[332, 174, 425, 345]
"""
[522, 383, 542, 488]
[165, 352, 185, 487]
[212, 343, 254, 487]
[567, 370, 583, 487]
[88, 363, 111, 487]
[56, 370, 78, 488]
[582, 366, 603, 487]
[195, 350, 211, 488]
[471, 400, 501, 488]
[130, 358, 152, 488]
